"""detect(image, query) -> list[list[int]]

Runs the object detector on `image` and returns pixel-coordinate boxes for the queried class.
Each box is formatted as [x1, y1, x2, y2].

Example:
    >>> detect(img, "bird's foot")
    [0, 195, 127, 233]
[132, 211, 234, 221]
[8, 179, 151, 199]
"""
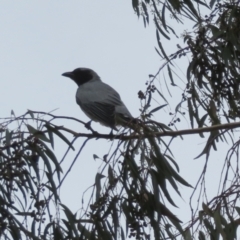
[85, 121, 98, 134]
[85, 121, 92, 130]
[107, 129, 115, 140]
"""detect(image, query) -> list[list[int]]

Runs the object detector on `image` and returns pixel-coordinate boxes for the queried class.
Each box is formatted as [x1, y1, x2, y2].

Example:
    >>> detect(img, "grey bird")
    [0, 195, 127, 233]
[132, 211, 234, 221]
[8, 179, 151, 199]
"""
[62, 68, 134, 130]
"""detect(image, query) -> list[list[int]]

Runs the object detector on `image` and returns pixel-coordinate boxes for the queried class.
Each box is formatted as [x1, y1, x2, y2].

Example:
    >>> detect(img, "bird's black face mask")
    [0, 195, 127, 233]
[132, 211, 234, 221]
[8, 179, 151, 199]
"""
[62, 68, 93, 86]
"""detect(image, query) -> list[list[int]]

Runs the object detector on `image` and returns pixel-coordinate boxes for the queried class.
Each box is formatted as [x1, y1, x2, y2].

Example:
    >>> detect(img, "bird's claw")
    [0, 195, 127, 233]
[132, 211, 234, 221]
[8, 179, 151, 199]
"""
[107, 129, 116, 140]
[85, 121, 99, 135]
[85, 121, 92, 130]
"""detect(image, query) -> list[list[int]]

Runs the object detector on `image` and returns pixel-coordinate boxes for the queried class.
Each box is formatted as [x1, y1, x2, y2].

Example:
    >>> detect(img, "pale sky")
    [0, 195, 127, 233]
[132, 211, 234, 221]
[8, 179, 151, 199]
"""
[0, 1, 227, 231]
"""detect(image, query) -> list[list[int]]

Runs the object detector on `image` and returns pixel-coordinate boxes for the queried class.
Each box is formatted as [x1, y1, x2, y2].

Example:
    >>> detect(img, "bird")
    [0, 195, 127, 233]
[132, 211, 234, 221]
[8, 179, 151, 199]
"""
[62, 68, 134, 130]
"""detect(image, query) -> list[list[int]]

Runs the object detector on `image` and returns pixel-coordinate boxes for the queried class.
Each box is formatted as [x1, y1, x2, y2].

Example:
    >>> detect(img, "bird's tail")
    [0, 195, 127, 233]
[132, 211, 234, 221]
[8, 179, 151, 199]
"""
[115, 114, 142, 132]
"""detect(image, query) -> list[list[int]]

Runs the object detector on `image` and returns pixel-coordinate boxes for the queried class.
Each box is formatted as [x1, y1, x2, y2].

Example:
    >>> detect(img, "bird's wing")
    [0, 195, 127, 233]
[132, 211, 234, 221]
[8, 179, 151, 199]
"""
[77, 81, 122, 103]
[93, 81, 123, 106]
[91, 82, 133, 119]
[76, 80, 132, 128]
[79, 101, 116, 128]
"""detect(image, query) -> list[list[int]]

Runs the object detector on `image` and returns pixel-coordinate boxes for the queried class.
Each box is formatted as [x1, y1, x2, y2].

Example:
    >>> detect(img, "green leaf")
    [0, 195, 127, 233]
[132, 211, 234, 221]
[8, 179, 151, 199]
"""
[45, 124, 74, 150]
[235, 206, 240, 216]
[210, 0, 217, 8]
[209, 24, 223, 39]
[61, 203, 76, 222]
[143, 90, 152, 113]
[202, 202, 213, 216]
[183, 0, 200, 20]
[27, 110, 34, 119]
[199, 114, 208, 128]
[95, 173, 105, 201]
[198, 113, 208, 137]
[167, 65, 176, 86]
[214, 210, 226, 239]
[167, 162, 192, 187]
[183, 228, 192, 240]
[168, 0, 181, 12]
[15, 211, 33, 217]
[156, 31, 170, 61]
[108, 165, 115, 186]
[61, 203, 79, 238]
[224, 221, 237, 240]
[198, 210, 204, 224]
[25, 172, 37, 197]
[151, 169, 177, 207]
[203, 219, 215, 235]
[43, 222, 55, 240]
[154, 16, 170, 40]
[46, 124, 54, 149]
[35, 146, 52, 174]
[198, 230, 206, 240]
[121, 227, 125, 240]
[15, 180, 28, 207]
[148, 137, 192, 189]
[165, 154, 179, 172]
[45, 171, 59, 203]
[26, 124, 38, 134]
[5, 129, 12, 155]
[132, 0, 139, 16]
[10, 109, 16, 117]
[155, 88, 169, 103]
[26, 124, 50, 142]
[141, 2, 149, 24]
[149, 104, 168, 115]
[42, 141, 63, 180]
[155, 47, 163, 58]
[195, 130, 219, 159]
[9, 224, 21, 240]
[78, 223, 91, 240]
[187, 58, 196, 81]
[31, 219, 36, 237]
[161, 3, 168, 32]
[194, 0, 209, 8]
[187, 98, 194, 128]
[53, 224, 64, 240]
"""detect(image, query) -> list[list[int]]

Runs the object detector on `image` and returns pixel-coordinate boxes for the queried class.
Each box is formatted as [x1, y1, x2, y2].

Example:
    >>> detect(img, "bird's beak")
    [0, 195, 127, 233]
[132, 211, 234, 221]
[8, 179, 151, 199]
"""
[62, 72, 74, 78]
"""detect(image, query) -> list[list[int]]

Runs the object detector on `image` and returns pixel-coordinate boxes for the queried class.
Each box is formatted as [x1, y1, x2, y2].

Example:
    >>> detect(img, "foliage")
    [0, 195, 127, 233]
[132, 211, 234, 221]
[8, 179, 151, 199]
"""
[132, 0, 240, 239]
[135, 0, 240, 158]
[1, 0, 240, 240]
[0, 110, 191, 239]
[0, 111, 68, 239]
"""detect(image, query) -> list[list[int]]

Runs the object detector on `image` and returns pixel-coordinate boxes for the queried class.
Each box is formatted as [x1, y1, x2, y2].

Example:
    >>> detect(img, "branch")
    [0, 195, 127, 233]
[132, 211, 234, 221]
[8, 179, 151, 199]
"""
[58, 121, 240, 140]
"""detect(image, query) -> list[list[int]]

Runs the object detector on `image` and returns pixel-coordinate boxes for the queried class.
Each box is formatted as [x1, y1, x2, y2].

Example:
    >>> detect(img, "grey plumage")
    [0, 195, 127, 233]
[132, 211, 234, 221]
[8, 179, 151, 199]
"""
[62, 68, 133, 130]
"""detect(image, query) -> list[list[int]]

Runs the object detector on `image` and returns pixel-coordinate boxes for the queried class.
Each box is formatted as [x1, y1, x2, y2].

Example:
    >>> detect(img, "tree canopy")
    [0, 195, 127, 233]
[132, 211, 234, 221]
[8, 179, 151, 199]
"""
[1, 0, 240, 239]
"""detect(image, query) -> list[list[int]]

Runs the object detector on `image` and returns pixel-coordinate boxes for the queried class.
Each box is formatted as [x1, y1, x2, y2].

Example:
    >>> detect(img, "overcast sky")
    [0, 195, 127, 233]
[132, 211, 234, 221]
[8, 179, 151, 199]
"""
[0, 1, 227, 228]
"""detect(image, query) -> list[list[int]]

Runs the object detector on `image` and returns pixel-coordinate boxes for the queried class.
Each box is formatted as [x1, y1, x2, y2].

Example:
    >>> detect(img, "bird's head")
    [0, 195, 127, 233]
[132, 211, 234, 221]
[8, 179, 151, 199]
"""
[62, 68, 100, 86]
